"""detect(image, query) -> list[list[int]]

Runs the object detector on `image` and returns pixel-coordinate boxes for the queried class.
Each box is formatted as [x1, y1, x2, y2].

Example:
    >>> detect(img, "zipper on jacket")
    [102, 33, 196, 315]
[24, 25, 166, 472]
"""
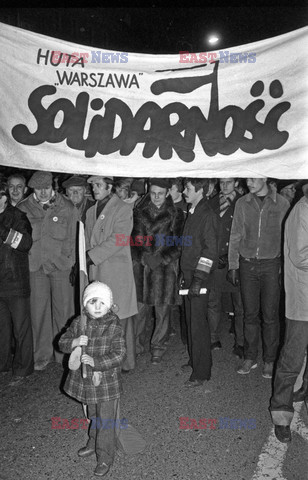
[253, 197, 263, 258]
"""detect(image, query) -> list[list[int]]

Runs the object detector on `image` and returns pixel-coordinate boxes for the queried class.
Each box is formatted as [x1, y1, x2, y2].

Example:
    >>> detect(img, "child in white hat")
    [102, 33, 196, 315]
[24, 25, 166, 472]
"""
[59, 281, 126, 477]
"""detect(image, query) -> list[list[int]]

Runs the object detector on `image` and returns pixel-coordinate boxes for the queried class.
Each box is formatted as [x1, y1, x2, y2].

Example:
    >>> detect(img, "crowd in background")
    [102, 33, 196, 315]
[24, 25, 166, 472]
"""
[0, 169, 307, 447]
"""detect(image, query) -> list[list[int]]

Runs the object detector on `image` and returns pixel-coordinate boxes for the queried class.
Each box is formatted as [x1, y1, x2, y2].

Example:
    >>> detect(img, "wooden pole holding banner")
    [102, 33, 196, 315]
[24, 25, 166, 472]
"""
[78, 221, 89, 379]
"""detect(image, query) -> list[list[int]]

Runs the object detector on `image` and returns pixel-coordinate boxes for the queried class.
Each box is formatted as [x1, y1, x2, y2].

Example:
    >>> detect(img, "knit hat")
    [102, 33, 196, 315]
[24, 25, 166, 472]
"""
[149, 178, 171, 189]
[62, 175, 88, 188]
[83, 282, 113, 309]
[28, 171, 53, 189]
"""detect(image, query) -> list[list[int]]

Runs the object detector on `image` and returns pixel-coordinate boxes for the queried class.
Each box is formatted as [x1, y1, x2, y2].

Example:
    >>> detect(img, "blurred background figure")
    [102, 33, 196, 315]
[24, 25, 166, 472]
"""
[267, 178, 278, 194]
[169, 177, 187, 212]
[206, 178, 218, 199]
[235, 179, 248, 196]
[276, 180, 297, 205]
[114, 177, 133, 201]
[128, 178, 146, 207]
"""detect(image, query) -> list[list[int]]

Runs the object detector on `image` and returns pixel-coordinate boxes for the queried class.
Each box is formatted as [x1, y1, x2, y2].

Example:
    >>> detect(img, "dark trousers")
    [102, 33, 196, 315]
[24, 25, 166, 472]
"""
[121, 316, 136, 371]
[135, 303, 170, 357]
[184, 293, 212, 382]
[270, 318, 308, 425]
[0, 296, 34, 376]
[87, 399, 119, 466]
[170, 302, 187, 345]
[240, 257, 281, 363]
[208, 289, 244, 345]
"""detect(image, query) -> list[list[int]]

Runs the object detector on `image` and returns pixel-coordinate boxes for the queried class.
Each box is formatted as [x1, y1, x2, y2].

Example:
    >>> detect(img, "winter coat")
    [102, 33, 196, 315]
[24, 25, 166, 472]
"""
[208, 192, 242, 292]
[59, 311, 125, 404]
[85, 195, 138, 319]
[284, 196, 308, 321]
[131, 194, 185, 305]
[180, 197, 218, 285]
[0, 203, 32, 297]
[19, 192, 79, 273]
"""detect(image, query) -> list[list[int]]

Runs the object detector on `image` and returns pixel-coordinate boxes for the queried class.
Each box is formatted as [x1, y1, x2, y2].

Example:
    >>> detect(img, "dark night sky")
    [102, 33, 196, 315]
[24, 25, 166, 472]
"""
[0, 5, 307, 53]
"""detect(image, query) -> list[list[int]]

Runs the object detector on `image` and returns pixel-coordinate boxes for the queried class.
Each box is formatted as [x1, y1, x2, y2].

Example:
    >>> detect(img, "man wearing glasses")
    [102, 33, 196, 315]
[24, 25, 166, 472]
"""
[276, 180, 297, 205]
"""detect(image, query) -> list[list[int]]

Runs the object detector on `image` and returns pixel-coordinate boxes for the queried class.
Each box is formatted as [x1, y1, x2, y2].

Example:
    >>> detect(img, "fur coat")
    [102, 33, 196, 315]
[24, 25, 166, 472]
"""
[131, 194, 185, 305]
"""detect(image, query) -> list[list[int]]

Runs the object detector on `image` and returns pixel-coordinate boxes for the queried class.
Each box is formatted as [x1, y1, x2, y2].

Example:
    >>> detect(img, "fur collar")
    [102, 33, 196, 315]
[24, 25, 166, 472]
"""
[134, 194, 177, 233]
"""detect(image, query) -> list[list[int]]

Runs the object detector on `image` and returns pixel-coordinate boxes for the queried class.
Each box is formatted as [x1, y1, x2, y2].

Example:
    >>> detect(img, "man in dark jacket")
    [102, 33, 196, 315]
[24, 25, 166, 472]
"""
[181, 178, 218, 387]
[0, 182, 34, 383]
[131, 178, 184, 364]
[208, 178, 244, 357]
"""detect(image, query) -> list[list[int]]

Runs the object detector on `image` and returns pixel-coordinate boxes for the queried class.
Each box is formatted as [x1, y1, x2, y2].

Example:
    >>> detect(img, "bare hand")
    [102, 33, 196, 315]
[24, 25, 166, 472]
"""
[81, 354, 94, 367]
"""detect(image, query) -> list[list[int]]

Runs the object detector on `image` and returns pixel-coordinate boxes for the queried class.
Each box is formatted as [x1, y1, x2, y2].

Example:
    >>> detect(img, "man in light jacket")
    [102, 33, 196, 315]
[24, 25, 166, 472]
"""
[19, 171, 79, 370]
[85, 175, 138, 372]
[228, 178, 289, 378]
[270, 180, 308, 443]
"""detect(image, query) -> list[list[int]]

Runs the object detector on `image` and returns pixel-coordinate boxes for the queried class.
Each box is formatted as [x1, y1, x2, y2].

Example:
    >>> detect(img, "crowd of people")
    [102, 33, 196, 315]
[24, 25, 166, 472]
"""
[1, 170, 307, 476]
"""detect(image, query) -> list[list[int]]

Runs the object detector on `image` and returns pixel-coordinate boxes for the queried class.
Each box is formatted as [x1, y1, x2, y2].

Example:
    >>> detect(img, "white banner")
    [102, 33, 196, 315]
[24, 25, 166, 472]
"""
[0, 22, 307, 178]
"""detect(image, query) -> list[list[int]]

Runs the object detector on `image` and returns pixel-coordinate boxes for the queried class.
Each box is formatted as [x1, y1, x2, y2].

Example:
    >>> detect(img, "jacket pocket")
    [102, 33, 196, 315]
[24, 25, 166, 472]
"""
[49, 217, 68, 240]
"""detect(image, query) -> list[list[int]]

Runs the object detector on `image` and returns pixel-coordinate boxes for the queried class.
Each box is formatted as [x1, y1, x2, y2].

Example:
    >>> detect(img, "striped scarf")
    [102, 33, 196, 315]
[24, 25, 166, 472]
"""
[219, 191, 236, 217]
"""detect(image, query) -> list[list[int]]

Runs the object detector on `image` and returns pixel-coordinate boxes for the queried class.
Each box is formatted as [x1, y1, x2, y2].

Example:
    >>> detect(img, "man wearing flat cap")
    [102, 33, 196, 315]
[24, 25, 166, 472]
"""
[85, 175, 138, 372]
[62, 175, 94, 223]
[131, 178, 184, 364]
[19, 171, 79, 370]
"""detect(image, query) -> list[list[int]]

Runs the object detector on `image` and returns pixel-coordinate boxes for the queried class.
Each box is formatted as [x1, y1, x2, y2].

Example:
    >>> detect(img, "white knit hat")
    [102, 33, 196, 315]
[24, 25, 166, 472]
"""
[83, 282, 113, 309]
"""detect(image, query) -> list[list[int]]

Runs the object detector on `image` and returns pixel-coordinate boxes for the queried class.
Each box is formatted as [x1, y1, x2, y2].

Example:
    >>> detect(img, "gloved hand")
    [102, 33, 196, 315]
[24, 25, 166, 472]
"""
[226, 269, 240, 287]
[188, 271, 209, 299]
[144, 253, 163, 270]
[218, 254, 228, 269]
[188, 276, 203, 298]
[69, 263, 78, 286]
